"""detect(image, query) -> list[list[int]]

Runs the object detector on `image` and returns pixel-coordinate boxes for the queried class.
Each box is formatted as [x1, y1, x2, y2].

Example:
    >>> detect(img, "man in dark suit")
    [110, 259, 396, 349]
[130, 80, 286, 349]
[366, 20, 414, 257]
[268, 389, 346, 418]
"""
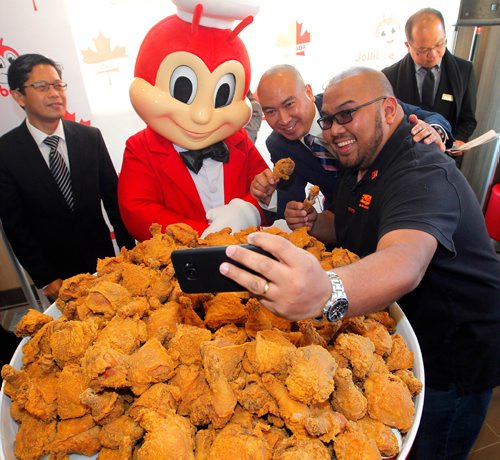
[382, 8, 477, 166]
[250, 64, 453, 221]
[0, 53, 135, 302]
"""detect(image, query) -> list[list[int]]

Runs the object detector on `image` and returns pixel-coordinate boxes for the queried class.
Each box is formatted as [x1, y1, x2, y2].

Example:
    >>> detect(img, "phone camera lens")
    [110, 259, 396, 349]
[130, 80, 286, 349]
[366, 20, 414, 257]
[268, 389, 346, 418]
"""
[185, 263, 198, 280]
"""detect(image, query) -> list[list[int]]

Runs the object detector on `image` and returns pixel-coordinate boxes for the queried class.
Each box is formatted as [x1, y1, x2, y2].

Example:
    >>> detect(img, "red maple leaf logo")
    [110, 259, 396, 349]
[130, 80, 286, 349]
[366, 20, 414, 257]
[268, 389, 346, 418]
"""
[296, 22, 310, 56]
[64, 111, 91, 126]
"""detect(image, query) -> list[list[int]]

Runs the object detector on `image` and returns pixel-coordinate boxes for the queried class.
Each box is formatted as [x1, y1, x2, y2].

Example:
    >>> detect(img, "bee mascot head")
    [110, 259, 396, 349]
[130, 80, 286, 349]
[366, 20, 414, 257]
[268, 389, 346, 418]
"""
[130, 0, 259, 150]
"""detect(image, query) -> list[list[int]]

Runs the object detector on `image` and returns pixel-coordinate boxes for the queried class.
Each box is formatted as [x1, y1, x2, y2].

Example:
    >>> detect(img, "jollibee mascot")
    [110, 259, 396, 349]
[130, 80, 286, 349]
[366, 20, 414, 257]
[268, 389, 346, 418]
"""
[118, 0, 268, 241]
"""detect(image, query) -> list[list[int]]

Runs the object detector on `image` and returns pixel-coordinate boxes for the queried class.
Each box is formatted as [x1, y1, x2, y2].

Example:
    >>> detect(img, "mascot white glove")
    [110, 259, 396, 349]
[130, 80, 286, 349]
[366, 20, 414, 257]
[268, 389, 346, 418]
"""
[201, 198, 261, 238]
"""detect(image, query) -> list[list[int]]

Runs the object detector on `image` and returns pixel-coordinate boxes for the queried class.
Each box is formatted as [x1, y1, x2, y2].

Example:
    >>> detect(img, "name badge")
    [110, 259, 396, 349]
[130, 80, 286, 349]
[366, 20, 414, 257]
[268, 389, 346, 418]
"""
[442, 93, 454, 102]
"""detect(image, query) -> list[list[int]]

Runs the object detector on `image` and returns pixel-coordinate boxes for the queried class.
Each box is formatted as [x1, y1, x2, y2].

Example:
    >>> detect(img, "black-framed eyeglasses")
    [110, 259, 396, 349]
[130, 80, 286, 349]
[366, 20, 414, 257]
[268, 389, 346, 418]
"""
[19, 81, 68, 92]
[317, 96, 387, 130]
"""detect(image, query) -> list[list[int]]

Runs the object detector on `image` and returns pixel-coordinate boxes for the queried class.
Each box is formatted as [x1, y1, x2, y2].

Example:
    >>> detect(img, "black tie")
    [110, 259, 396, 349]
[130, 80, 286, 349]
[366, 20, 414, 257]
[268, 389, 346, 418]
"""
[421, 67, 435, 110]
[179, 141, 229, 174]
[43, 135, 74, 211]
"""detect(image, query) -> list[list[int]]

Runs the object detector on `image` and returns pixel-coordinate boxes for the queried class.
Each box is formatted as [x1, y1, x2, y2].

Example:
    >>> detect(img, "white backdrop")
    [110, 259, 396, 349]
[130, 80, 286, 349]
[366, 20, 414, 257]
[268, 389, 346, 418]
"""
[0, 0, 460, 168]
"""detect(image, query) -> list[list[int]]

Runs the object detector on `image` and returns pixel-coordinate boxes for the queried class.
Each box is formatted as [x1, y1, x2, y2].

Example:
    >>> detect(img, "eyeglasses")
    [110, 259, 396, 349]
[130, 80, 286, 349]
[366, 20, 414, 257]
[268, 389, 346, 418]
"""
[410, 39, 447, 55]
[19, 81, 68, 92]
[317, 96, 387, 130]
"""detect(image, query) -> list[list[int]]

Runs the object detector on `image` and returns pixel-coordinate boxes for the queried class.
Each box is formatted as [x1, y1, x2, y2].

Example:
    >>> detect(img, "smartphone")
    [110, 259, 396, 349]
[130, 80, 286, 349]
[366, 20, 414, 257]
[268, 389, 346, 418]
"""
[171, 244, 275, 293]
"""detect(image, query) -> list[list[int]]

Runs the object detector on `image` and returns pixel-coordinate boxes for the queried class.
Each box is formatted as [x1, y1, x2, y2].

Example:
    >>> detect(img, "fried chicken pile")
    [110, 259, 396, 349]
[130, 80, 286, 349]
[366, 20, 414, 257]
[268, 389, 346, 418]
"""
[2, 223, 422, 460]
[273, 158, 295, 180]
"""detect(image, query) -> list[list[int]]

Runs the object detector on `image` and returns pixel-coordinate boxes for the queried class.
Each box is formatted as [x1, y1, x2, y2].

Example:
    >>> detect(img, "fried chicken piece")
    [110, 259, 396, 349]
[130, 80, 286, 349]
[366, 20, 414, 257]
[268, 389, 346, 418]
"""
[330, 247, 360, 267]
[205, 412, 271, 460]
[274, 434, 332, 460]
[204, 292, 248, 329]
[235, 374, 279, 417]
[201, 227, 239, 246]
[136, 410, 195, 460]
[328, 346, 350, 368]
[394, 369, 423, 396]
[118, 262, 173, 304]
[304, 403, 347, 442]
[169, 363, 211, 426]
[369, 353, 390, 374]
[80, 389, 125, 425]
[13, 413, 57, 460]
[285, 345, 337, 405]
[97, 446, 134, 460]
[233, 225, 260, 242]
[128, 338, 179, 395]
[128, 382, 181, 419]
[195, 428, 217, 460]
[99, 414, 144, 450]
[333, 421, 381, 460]
[169, 324, 212, 365]
[81, 344, 130, 391]
[245, 297, 273, 337]
[51, 414, 101, 457]
[21, 320, 62, 367]
[295, 320, 327, 348]
[48, 320, 99, 368]
[358, 416, 400, 457]
[203, 349, 237, 428]
[346, 317, 392, 357]
[364, 372, 414, 432]
[213, 323, 248, 344]
[95, 315, 147, 354]
[58, 272, 98, 302]
[261, 373, 310, 436]
[273, 157, 295, 180]
[56, 364, 89, 420]
[331, 367, 367, 421]
[178, 295, 205, 328]
[287, 226, 315, 249]
[245, 329, 296, 376]
[201, 340, 247, 381]
[335, 332, 375, 379]
[23, 371, 59, 421]
[15, 309, 53, 337]
[126, 229, 175, 269]
[146, 300, 183, 344]
[82, 281, 133, 320]
[165, 222, 199, 247]
[386, 333, 414, 371]
[303, 185, 320, 212]
[117, 296, 151, 318]
[367, 309, 397, 332]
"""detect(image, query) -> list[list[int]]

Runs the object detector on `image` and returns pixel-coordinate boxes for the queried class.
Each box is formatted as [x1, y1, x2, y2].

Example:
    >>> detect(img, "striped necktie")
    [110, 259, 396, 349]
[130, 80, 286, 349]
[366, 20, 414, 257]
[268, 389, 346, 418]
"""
[304, 134, 338, 172]
[43, 135, 74, 211]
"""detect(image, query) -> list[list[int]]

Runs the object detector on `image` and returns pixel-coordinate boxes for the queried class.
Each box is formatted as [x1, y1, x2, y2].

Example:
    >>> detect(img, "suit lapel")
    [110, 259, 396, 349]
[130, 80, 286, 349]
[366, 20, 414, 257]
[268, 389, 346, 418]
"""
[146, 129, 207, 213]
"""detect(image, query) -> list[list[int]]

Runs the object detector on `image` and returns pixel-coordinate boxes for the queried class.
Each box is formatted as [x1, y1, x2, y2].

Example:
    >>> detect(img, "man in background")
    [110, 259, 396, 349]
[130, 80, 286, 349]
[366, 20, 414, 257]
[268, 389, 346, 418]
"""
[251, 64, 453, 221]
[382, 7, 477, 166]
[0, 53, 135, 303]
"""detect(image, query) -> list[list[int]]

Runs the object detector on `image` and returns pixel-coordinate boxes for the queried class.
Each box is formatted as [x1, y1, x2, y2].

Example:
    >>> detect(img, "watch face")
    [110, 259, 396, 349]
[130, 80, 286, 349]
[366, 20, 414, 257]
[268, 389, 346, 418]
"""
[325, 299, 349, 322]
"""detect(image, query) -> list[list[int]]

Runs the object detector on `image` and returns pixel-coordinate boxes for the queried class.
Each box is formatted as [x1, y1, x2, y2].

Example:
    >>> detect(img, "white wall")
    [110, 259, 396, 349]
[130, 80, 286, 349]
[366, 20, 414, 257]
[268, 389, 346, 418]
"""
[0, 0, 460, 169]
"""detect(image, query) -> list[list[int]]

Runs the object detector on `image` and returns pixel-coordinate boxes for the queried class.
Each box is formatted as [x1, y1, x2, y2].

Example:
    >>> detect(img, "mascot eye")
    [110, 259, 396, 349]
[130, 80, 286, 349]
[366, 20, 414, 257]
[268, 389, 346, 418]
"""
[214, 73, 236, 108]
[170, 66, 198, 104]
[5, 51, 17, 64]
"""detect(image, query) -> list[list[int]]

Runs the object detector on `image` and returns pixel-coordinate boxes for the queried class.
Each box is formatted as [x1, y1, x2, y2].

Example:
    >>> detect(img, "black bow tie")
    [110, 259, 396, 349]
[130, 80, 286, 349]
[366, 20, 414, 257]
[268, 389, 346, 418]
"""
[179, 141, 229, 174]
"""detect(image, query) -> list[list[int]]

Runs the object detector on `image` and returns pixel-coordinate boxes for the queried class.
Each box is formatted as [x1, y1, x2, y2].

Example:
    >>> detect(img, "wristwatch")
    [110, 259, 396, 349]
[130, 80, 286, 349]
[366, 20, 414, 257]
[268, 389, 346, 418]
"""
[322, 270, 349, 322]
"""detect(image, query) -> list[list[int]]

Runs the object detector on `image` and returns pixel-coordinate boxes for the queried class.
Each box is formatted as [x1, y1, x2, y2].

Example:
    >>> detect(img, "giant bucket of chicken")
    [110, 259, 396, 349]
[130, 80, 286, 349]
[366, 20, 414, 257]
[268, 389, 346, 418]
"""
[0, 224, 424, 460]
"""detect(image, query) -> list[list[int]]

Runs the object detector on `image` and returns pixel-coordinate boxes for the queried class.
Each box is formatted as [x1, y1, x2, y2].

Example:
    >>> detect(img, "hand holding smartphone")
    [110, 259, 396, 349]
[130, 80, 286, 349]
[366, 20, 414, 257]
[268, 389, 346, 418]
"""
[171, 244, 275, 293]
